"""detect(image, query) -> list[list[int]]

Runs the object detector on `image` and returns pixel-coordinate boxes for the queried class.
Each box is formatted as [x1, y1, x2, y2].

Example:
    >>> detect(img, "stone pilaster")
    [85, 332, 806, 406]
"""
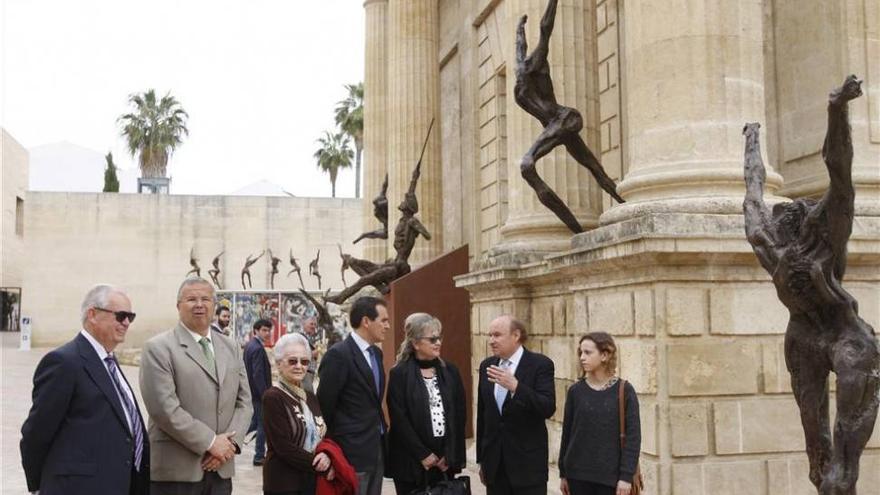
[386, 0, 443, 263]
[498, 0, 605, 255]
[362, 0, 389, 262]
[601, 0, 784, 225]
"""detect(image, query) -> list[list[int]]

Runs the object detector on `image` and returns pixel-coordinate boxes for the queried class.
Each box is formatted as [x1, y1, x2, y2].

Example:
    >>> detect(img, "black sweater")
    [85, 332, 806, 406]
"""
[558, 380, 640, 487]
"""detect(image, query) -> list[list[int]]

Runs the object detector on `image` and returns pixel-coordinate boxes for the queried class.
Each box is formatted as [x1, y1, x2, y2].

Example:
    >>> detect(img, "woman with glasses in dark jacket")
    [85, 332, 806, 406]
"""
[386, 313, 467, 495]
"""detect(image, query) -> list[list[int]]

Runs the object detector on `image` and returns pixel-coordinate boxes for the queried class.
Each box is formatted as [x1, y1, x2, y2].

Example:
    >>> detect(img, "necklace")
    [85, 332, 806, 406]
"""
[585, 375, 618, 391]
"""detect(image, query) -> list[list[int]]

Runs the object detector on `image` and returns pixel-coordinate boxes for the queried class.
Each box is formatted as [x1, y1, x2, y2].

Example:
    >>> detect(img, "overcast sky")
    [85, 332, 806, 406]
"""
[1, 0, 365, 197]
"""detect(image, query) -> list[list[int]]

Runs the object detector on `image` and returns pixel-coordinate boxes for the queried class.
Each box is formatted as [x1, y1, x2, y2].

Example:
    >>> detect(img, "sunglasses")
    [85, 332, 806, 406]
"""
[284, 357, 311, 367]
[94, 307, 137, 323]
[420, 336, 443, 344]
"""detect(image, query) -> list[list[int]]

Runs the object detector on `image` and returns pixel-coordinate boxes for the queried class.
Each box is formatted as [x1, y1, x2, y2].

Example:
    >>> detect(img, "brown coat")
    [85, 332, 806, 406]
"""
[262, 385, 324, 493]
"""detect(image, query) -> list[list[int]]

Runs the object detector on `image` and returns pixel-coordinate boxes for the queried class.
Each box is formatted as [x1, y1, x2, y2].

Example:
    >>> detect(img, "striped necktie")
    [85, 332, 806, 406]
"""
[105, 355, 144, 471]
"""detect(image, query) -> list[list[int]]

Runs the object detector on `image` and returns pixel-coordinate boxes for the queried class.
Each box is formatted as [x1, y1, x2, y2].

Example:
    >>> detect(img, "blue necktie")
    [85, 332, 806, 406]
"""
[368, 346, 385, 434]
[105, 355, 144, 471]
[368, 346, 382, 397]
[495, 359, 510, 413]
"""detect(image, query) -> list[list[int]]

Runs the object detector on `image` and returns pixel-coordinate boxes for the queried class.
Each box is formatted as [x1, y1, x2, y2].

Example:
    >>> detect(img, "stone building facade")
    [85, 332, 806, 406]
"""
[0, 134, 363, 347]
[361, 0, 880, 493]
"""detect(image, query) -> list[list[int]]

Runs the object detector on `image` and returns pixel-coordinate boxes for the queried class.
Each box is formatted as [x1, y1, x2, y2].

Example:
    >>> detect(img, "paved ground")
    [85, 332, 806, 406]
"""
[0, 332, 509, 495]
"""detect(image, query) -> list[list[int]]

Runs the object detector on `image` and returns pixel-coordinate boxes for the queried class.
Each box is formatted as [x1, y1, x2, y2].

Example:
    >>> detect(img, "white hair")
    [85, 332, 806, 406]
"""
[80, 284, 125, 324]
[273, 333, 312, 362]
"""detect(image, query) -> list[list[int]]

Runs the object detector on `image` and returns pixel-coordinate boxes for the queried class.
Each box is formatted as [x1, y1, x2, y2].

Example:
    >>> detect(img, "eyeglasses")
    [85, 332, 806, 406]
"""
[284, 357, 311, 367]
[420, 336, 442, 344]
[94, 307, 137, 323]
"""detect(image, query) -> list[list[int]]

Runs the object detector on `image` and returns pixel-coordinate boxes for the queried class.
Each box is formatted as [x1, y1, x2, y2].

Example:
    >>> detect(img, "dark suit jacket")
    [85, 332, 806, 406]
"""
[20, 333, 150, 494]
[317, 334, 386, 471]
[476, 347, 555, 487]
[244, 337, 272, 404]
[262, 386, 323, 493]
[386, 359, 467, 482]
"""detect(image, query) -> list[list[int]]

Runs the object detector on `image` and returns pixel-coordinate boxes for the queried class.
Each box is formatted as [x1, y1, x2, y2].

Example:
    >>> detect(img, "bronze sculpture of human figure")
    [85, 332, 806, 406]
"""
[742, 75, 879, 495]
[515, 0, 624, 233]
[309, 250, 322, 291]
[241, 251, 264, 290]
[268, 249, 282, 290]
[208, 251, 224, 289]
[353, 173, 389, 244]
[287, 249, 305, 289]
[186, 247, 201, 277]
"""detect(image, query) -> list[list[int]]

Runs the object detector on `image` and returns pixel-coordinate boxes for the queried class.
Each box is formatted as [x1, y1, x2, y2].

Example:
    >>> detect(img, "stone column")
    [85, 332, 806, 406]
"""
[362, 0, 389, 262]
[498, 0, 605, 254]
[386, 0, 443, 263]
[600, 0, 784, 225]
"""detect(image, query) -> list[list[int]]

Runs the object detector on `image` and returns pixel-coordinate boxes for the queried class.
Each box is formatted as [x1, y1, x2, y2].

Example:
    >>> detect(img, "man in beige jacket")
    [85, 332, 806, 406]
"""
[140, 277, 252, 494]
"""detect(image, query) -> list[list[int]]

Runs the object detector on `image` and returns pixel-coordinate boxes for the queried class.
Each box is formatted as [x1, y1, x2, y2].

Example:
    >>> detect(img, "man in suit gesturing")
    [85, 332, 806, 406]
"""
[477, 315, 556, 495]
[140, 277, 252, 494]
[318, 296, 390, 495]
[21, 284, 150, 495]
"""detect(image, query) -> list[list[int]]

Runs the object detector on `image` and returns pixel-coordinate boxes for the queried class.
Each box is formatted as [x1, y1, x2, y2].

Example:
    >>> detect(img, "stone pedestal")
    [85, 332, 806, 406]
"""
[362, 0, 389, 262]
[387, 0, 443, 263]
[457, 213, 880, 495]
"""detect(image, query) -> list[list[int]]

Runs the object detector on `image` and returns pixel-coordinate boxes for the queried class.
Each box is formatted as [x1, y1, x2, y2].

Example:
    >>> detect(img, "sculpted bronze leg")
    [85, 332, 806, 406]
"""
[520, 117, 585, 233]
[786, 324, 833, 490]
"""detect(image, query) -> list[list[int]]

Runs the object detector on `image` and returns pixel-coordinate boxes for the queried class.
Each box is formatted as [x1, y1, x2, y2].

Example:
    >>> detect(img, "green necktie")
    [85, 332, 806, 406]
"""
[199, 337, 216, 372]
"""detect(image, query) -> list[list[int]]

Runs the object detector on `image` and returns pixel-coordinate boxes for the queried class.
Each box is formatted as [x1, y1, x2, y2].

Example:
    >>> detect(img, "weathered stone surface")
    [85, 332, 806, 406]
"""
[546, 338, 577, 380]
[670, 403, 709, 457]
[588, 291, 634, 335]
[668, 341, 760, 396]
[672, 460, 766, 495]
[640, 400, 659, 456]
[618, 340, 657, 394]
[761, 340, 792, 394]
[633, 288, 655, 335]
[709, 285, 788, 335]
[664, 287, 708, 336]
[714, 398, 804, 454]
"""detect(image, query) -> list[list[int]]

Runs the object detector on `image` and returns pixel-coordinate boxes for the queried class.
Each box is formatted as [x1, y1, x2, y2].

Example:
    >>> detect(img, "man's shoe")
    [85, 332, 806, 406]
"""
[253, 458, 264, 466]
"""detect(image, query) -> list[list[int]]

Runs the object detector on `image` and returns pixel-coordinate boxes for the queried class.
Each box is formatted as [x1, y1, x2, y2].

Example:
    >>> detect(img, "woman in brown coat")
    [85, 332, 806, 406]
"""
[263, 333, 335, 495]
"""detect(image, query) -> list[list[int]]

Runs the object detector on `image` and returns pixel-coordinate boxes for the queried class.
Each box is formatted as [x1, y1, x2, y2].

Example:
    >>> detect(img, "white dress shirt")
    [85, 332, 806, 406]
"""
[494, 344, 524, 400]
[351, 330, 376, 369]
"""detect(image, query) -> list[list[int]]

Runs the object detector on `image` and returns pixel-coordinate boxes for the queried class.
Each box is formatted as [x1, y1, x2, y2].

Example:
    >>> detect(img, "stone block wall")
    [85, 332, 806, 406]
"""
[458, 214, 880, 494]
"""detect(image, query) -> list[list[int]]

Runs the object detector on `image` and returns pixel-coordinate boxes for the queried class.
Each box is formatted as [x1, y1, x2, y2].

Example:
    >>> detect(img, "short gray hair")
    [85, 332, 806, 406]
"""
[80, 284, 125, 324]
[177, 277, 215, 301]
[273, 333, 312, 362]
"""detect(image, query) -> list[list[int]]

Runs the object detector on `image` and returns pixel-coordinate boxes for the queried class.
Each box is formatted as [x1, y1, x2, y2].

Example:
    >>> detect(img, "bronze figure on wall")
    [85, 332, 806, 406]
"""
[514, 0, 624, 233]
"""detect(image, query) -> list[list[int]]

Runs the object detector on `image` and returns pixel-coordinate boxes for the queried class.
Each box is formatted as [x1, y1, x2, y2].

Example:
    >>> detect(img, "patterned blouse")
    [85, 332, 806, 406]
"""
[423, 375, 446, 437]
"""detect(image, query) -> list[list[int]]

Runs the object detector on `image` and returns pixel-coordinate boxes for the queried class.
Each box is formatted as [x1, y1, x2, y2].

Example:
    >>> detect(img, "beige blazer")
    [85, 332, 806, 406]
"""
[139, 322, 252, 482]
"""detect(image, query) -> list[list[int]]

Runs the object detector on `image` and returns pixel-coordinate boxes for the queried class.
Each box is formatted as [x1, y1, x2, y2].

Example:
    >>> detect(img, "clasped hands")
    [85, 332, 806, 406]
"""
[202, 432, 237, 471]
[421, 453, 449, 472]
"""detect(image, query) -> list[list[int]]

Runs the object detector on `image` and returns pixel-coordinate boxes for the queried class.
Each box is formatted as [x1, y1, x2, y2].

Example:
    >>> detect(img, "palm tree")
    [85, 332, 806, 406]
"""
[334, 83, 363, 197]
[313, 131, 354, 198]
[117, 89, 189, 178]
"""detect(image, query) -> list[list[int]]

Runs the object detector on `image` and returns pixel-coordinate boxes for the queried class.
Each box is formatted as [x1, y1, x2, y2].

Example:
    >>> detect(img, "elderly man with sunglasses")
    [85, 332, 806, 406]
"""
[21, 284, 150, 495]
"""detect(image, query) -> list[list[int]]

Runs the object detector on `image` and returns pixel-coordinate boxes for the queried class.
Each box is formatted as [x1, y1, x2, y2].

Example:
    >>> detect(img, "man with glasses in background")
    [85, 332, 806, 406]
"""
[21, 284, 150, 495]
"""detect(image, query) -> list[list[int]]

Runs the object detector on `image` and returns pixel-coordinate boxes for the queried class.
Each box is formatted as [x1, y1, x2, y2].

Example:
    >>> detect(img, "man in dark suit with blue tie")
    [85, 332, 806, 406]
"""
[318, 296, 389, 495]
[21, 284, 149, 495]
[477, 315, 556, 495]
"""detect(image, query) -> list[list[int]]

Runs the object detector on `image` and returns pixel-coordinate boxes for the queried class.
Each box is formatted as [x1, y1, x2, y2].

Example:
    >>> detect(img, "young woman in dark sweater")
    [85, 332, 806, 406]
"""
[559, 332, 640, 495]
